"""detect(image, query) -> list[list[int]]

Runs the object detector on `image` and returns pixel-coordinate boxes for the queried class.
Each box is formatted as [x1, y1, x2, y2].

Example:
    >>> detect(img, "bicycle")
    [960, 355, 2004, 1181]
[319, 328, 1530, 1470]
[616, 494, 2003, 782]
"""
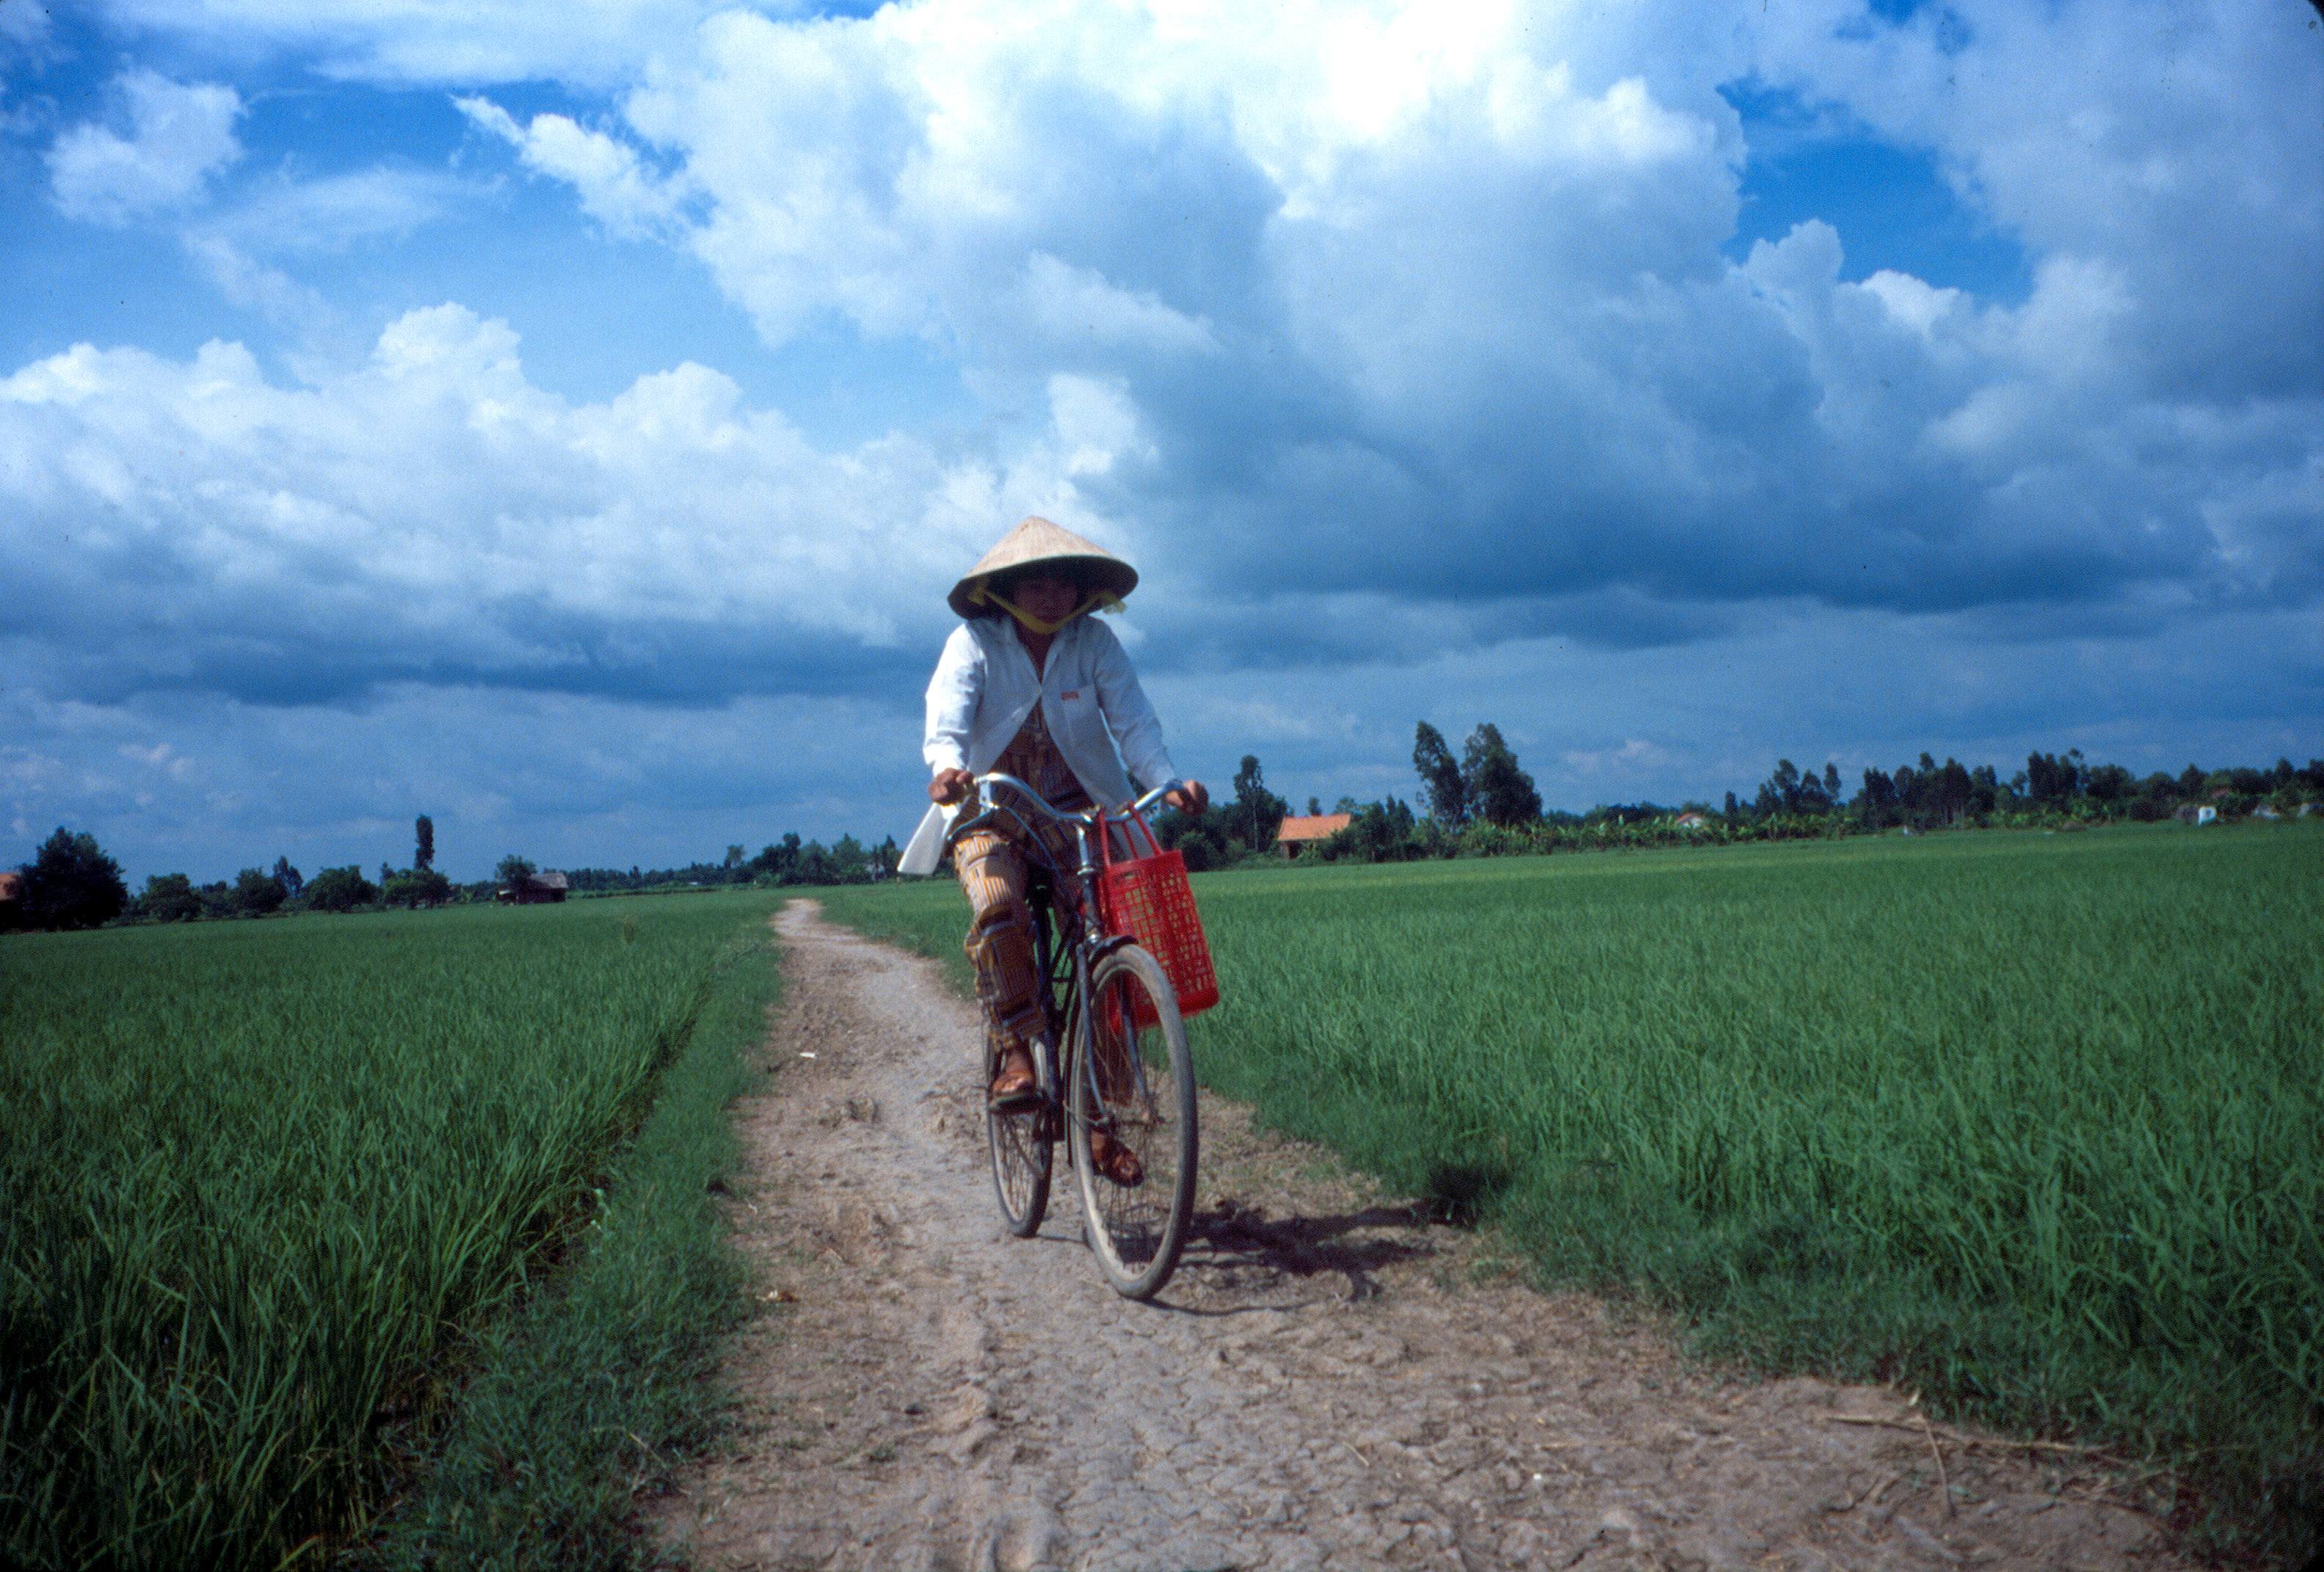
[945, 772, 1200, 1300]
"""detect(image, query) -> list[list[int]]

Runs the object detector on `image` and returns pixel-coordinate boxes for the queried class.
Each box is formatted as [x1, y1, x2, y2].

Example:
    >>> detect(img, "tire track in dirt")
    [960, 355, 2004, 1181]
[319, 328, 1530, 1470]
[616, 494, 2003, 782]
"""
[658, 900, 2186, 1571]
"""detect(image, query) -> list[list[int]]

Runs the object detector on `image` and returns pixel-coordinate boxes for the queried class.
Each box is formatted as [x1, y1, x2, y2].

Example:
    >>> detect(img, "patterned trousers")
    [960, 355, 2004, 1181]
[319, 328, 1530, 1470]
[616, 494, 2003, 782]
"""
[954, 820, 1077, 1058]
[955, 814, 1145, 1107]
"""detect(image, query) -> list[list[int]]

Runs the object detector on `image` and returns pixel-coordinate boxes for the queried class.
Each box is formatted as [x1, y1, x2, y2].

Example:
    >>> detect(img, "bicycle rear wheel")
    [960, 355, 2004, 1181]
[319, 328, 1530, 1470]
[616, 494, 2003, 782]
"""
[985, 1028, 1051, 1237]
[1070, 944, 1197, 1299]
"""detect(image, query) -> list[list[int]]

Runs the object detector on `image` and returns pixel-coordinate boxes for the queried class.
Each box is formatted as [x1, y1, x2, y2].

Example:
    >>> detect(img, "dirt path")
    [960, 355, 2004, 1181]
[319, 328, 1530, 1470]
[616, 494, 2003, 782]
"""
[658, 901, 2186, 1572]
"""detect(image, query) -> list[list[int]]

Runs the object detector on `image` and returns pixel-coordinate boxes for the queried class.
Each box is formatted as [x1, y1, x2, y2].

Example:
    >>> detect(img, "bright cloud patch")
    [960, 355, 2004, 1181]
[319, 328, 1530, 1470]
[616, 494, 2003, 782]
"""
[493, 0, 2315, 641]
[456, 96, 691, 238]
[0, 307, 1150, 707]
[47, 69, 244, 224]
[89, 0, 730, 88]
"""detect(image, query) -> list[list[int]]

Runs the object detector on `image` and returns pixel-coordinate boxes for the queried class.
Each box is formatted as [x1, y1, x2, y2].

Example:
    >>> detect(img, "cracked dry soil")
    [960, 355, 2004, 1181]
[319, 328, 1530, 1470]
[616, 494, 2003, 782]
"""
[658, 900, 2188, 1572]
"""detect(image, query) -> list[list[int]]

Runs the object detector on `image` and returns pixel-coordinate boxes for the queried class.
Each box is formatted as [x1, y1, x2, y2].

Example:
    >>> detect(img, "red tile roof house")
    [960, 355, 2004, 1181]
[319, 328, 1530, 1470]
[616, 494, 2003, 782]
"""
[1274, 812, 1352, 859]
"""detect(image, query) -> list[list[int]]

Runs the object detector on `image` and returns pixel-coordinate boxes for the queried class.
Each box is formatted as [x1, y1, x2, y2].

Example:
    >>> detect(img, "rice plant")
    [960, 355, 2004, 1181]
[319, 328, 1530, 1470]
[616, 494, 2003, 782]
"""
[820, 823, 2324, 1554]
[0, 889, 781, 1571]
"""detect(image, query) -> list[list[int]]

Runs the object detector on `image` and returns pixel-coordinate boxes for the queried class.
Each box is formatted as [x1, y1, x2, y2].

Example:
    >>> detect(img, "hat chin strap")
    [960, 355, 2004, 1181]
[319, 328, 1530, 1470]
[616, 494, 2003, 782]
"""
[970, 585, 1120, 636]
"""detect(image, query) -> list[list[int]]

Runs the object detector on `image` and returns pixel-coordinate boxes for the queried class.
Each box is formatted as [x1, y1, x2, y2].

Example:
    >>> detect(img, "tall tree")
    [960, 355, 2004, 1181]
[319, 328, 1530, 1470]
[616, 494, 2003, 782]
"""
[1230, 755, 1288, 853]
[136, 873, 203, 923]
[1763, 759, 1804, 815]
[272, 856, 303, 899]
[1936, 758, 1975, 824]
[303, 865, 379, 913]
[1461, 724, 1542, 826]
[752, 833, 803, 883]
[18, 826, 128, 931]
[1412, 721, 1468, 826]
[1856, 767, 1898, 827]
[233, 867, 288, 916]
[414, 815, 435, 872]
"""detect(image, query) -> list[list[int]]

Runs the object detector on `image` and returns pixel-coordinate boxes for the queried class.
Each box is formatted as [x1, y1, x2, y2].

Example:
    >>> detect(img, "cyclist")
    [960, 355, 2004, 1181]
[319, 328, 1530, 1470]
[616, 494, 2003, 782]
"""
[900, 516, 1208, 1185]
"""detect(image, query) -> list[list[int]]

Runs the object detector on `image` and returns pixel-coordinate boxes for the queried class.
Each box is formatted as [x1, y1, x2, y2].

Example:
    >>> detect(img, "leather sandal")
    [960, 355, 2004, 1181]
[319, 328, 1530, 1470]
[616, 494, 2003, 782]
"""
[1087, 1129, 1145, 1188]
[988, 1045, 1038, 1110]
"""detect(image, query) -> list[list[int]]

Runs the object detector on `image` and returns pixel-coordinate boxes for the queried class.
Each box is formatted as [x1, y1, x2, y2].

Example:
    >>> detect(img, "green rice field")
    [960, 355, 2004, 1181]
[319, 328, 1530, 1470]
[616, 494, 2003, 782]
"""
[0, 889, 782, 1571]
[818, 823, 2324, 1552]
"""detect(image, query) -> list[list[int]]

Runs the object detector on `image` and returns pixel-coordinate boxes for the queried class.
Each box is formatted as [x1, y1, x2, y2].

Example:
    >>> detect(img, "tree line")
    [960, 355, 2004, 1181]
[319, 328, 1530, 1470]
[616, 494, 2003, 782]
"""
[1150, 729, 2324, 870]
[11, 740, 2317, 933]
[2, 812, 904, 934]
[560, 831, 901, 895]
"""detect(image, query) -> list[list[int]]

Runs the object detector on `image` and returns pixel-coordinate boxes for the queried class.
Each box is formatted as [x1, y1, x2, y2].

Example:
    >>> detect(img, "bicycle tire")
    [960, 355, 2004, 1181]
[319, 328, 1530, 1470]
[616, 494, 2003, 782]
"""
[1070, 943, 1197, 1299]
[984, 1030, 1051, 1237]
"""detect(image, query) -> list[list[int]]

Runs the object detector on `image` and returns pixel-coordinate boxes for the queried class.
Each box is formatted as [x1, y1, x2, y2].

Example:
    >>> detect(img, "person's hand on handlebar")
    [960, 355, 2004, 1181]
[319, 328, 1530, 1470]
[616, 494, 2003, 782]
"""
[929, 766, 974, 805]
[1163, 779, 1208, 815]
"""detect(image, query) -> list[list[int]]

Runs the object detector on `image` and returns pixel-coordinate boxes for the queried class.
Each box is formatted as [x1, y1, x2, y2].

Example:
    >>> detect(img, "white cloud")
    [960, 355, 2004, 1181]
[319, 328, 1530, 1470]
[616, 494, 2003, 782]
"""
[88, 0, 740, 88]
[528, 0, 2309, 641]
[456, 96, 690, 237]
[1018, 253, 1217, 356]
[1562, 738, 1670, 775]
[219, 166, 468, 254]
[0, 307, 1150, 707]
[1753, 0, 2323, 398]
[47, 70, 243, 225]
[8, 0, 2320, 876]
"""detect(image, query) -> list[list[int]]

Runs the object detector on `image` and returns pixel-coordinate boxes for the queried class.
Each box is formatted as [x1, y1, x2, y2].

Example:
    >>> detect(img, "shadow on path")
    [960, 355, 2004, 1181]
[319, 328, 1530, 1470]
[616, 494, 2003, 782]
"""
[1172, 1196, 1444, 1304]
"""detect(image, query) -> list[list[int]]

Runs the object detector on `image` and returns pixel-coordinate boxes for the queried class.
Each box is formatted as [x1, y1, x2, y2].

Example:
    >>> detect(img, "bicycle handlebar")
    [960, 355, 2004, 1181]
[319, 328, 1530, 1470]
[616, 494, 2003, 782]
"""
[949, 772, 1183, 834]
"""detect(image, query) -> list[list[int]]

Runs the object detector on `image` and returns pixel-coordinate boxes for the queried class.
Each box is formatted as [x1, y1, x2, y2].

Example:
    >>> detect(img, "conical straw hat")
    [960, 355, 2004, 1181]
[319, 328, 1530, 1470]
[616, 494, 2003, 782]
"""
[948, 515, 1139, 617]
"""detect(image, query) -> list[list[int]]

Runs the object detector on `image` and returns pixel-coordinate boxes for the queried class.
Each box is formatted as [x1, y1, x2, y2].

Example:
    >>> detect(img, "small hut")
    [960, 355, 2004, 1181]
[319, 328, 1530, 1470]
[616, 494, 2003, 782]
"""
[496, 870, 570, 904]
[1274, 812, 1352, 859]
[1674, 812, 1712, 830]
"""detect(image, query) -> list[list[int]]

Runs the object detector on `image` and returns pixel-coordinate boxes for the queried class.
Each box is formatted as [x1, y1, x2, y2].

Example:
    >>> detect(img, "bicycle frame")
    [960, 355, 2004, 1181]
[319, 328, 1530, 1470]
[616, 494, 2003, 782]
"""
[947, 773, 1175, 1129]
[948, 771, 1202, 1298]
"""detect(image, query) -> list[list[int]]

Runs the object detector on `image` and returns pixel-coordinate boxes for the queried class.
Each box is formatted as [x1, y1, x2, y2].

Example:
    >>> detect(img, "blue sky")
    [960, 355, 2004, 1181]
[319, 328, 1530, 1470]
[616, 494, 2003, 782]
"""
[2, 0, 2318, 883]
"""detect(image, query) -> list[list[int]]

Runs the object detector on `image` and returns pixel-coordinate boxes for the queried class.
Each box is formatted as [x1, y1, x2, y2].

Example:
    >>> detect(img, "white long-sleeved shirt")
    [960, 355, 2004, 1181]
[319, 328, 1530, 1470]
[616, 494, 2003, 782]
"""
[899, 615, 1178, 875]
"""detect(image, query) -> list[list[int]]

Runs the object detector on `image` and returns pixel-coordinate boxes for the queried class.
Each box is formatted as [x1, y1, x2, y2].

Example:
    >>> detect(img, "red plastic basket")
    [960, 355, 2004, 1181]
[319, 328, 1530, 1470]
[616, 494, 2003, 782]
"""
[1094, 809, 1219, 1024]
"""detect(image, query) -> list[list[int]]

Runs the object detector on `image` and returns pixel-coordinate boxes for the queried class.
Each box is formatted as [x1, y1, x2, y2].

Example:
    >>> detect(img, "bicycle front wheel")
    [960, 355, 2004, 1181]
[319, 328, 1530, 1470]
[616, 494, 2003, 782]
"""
[985, 1029, 1051, 1237]
[1070, 944, 1197, 1299]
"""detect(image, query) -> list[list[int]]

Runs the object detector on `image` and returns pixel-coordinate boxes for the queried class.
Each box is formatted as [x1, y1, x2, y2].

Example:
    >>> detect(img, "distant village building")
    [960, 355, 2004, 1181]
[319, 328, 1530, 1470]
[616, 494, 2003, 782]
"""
[2174, 804, 2218, 826]
[2250, 804, 2281, 820]
[1674, 812, 1712, 830]
[1274, 812, 1352, 859]
[496, 870, 570, 904]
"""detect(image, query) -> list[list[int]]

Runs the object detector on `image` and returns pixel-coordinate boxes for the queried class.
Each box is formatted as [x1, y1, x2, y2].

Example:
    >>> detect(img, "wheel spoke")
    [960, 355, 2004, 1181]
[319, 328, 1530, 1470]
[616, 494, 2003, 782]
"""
[985, 1028, 1050, 1237]
[1072, 945, 1198, 1298]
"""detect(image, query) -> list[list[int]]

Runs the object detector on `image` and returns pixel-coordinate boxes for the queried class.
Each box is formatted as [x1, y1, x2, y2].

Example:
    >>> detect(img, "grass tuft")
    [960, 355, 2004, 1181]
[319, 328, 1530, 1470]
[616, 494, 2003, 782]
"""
[367, 917, 779, 1571]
